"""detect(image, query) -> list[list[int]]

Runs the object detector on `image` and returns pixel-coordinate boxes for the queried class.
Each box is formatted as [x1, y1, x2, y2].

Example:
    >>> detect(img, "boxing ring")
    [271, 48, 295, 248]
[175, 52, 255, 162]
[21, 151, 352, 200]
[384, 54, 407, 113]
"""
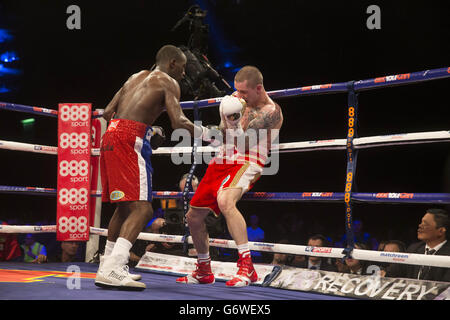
[1, 66, 450, 300]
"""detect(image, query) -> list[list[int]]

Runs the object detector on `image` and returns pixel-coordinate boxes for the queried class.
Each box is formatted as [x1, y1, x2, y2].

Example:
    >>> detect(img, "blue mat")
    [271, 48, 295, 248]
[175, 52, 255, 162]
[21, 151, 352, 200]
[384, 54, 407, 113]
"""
[0, 262, 354, 300]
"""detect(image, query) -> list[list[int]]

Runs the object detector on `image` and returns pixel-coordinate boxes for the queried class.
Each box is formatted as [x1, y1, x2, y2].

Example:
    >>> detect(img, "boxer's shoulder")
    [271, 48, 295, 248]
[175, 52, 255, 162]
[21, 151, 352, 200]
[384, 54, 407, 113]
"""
[246, 102, 282, 130]
[147, 70, 179, 94]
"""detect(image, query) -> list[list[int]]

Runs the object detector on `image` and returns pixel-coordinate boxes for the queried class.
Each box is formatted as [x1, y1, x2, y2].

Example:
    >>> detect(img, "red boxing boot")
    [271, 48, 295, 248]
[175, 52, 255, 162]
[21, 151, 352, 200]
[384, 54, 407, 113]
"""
[176, 261, 215, 285]
[226, 255, 258, 287]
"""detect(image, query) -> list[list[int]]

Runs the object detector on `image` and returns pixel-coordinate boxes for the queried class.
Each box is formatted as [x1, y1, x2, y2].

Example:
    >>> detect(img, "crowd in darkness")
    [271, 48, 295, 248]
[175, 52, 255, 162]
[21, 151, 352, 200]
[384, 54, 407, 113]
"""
[0, 2, 448, 286]
[3, 184, 448, 282]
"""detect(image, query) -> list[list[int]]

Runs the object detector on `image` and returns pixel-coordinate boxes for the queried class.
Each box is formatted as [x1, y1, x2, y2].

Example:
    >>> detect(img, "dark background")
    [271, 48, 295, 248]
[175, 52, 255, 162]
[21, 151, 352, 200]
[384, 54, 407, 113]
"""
[0, 0, 449, 249]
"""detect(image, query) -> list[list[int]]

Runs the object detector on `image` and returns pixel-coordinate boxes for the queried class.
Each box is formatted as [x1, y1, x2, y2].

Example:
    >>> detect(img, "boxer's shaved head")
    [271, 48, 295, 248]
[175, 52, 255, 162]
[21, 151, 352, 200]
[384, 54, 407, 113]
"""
[155, 45, 186, 66]
[235, 66, 263, 88]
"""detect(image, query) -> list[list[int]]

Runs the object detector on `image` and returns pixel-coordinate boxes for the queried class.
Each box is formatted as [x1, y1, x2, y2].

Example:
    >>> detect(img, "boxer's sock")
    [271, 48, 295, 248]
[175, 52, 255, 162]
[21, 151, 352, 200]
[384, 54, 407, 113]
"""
[237, 243, 251, 259]
[112, 237, 132, 255]
[104, 240, 115, 257]
[197, 253, 211, 265]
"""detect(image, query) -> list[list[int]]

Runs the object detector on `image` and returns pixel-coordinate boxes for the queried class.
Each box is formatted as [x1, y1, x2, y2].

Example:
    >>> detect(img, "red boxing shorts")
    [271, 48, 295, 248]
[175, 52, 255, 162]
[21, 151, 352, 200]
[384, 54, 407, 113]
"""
[100, 119, 153, 203]
[190, 159, 263, 216]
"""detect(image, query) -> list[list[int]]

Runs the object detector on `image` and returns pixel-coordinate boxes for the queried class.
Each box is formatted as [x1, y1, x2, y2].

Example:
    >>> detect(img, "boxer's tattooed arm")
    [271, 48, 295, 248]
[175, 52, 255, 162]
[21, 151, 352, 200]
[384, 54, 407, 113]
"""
[242, 106, 282, 152]
[247, 107, 282, 131]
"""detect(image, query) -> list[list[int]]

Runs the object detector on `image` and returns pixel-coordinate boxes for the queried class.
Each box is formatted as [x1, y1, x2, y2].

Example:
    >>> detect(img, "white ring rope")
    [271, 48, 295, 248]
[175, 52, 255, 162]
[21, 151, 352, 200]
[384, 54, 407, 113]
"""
[1, 130, 449, 156]
[0, 140, 98, 156]
[1, 224, 449, 269]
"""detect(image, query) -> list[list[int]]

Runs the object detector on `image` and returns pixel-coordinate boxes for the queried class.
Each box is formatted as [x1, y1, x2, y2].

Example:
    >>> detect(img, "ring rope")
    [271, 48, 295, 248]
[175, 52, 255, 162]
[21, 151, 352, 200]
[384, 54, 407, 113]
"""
[1, 224, 449, 269]
[1, 130, 449, 156]
[1, 185, 450, 204]
[1, 67, 448, 116]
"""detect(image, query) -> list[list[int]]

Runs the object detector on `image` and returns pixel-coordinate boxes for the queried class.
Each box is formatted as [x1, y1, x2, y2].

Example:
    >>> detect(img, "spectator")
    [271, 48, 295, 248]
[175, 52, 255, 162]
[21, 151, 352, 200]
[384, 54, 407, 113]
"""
[293, 234, 337, 271]
[377, 240, 388, 251]
[378, 240, 406, 277]
[48, 241, 82, 263]
[145, 218, 184, 255]
[289, 255, 306, 267]
[143, 208, 165, 234]
[334, 258, 350, 273]
[0, 220, 22, 261]
[21, 233, 47, 263]
[178, 173, 199, 194]
[287, 217, 307, 245]
[386, 208, 450, 282]
[246, 214, 265, 263]
[335, 220, 378, 250]
[344, 243, 371, 275]
[383, 240, 406, 253]
[270, 239, 291, 266]
[274, 213, 292, 241]
[160, 173, 200, 211]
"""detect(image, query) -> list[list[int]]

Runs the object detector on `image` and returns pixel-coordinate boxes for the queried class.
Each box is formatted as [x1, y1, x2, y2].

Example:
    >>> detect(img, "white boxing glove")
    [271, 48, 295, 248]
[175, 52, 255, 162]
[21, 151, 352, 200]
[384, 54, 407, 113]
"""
[195, 124, 222, 147]
[219, 95, 246, 136]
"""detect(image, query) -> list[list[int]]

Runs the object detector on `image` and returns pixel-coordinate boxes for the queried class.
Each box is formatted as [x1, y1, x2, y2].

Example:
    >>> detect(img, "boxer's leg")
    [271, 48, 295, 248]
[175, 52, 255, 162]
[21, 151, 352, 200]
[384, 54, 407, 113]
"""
[117, 201, 153, 242]
[185, 207, 211, 255]
[216, 188, 247, 246]
[176, 207, 216, 284]
[96, 201, 152, 290]
[106, 204, 128, 243]
[217, 187, 258, 287]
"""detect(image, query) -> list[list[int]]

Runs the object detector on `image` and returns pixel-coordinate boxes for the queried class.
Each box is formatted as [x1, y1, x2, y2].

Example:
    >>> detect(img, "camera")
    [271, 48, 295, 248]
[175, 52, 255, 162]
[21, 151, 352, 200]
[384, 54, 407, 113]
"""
[179, 46, 230, 100]
[160, 208, 186, 235]
[172, 5, 232, 101]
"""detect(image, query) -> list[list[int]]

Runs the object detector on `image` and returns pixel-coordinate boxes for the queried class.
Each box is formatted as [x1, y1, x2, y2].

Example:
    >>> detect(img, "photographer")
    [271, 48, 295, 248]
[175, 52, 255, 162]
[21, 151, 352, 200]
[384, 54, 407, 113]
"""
[145, 218, 186, 256]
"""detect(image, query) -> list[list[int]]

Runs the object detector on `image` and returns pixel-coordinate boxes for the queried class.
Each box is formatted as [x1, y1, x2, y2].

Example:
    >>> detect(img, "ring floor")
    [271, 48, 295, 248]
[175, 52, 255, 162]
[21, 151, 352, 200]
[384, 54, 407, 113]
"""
[0, 262, 355, 300]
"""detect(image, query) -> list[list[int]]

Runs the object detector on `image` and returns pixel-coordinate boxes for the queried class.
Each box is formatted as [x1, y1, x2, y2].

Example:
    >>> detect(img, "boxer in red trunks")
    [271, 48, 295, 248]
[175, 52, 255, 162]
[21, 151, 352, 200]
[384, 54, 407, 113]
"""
[95, 45, 218, 290]
[176, 66, 283, 287]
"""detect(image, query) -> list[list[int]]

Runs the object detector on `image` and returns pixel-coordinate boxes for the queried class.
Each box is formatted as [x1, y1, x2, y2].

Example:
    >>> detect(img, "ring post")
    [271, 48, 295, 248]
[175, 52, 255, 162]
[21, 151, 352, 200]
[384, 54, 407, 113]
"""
[85, 115, 106, 262]
[56, 103, 92, 242]
[343, 81, 359, 252]
[182, 101, 200, 254]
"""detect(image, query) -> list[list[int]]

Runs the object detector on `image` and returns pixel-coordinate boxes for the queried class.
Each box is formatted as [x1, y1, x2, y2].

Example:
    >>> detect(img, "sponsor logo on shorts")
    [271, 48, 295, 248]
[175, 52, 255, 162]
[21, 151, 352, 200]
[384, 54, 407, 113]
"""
[110, 190, 125, 201]
[100, 144, 114, 152]
[107, 119, 119, 132]
[220, 175, 231, 188]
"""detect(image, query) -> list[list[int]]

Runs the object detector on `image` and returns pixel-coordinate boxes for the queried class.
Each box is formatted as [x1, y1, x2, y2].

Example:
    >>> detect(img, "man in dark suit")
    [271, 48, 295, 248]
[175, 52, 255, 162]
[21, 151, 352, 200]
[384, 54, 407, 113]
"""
[294, 234, 337, 272]
[387, 208, 450, 282]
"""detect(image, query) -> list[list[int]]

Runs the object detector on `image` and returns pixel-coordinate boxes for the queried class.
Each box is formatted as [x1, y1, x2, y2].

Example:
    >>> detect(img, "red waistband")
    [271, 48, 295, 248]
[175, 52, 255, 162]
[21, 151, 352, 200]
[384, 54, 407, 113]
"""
[107, 119, 150, 136]
[212, 154, 265, 167]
